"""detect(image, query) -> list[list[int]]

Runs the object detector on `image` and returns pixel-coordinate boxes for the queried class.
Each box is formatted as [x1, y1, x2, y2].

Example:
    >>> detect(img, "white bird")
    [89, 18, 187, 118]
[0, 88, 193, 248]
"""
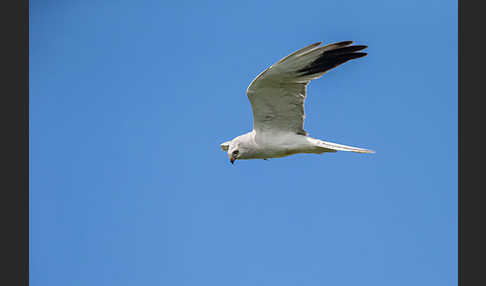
[221, 41, 375, 164]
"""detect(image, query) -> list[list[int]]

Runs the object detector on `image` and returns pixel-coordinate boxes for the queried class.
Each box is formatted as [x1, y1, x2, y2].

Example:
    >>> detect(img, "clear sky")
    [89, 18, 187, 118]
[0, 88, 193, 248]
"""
[30, 0, 457, 285]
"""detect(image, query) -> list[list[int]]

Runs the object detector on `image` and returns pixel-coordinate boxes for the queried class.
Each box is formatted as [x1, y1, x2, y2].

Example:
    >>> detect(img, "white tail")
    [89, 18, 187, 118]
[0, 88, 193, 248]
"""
[316, 139, 375, 154]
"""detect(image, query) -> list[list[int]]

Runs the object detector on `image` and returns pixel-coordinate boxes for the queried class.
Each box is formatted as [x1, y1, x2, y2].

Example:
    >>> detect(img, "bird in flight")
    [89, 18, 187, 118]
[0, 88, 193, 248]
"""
[221, 41, 375, 164]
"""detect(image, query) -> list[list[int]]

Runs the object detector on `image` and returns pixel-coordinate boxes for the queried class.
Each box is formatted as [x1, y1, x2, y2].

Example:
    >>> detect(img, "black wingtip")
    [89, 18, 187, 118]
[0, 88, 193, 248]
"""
[297, 43, 368, 76]
[325, 45, 368, 56]
[334, 40, 354, 46]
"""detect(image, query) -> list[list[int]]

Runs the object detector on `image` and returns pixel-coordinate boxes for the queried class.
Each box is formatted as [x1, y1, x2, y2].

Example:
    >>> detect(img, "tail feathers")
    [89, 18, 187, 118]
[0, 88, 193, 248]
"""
[317, 139, 375, 154]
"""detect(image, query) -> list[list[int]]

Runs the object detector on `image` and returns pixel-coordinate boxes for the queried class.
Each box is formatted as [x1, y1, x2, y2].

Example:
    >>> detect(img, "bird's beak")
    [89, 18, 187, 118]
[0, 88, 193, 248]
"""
[228, 153, 236, 164]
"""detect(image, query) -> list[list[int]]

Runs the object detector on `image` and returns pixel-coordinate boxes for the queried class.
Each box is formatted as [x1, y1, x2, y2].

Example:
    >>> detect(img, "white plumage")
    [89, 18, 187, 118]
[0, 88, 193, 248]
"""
[221, 41, 375, 164]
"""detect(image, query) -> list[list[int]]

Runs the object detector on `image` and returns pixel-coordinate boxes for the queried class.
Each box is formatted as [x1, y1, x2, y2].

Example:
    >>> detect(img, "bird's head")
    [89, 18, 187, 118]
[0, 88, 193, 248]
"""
[220, 140, 242, 164]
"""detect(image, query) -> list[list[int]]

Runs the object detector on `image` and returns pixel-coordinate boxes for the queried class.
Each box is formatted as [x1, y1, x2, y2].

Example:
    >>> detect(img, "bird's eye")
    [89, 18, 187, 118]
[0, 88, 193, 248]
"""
[232, 150, 239, 156]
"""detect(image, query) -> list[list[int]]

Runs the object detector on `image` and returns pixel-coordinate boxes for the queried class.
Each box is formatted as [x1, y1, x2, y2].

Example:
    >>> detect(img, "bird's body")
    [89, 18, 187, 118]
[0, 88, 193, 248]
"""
[221, 41, 375, 164]
[226, 131, 317, 160]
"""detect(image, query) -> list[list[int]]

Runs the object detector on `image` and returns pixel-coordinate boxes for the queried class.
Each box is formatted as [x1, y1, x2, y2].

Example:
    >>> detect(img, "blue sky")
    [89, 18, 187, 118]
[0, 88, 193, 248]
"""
[30, 0, 457, 285]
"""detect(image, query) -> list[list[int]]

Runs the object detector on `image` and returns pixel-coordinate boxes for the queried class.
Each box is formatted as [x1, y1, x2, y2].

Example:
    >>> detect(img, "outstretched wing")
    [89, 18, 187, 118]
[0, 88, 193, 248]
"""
[246, 41, 367, 135]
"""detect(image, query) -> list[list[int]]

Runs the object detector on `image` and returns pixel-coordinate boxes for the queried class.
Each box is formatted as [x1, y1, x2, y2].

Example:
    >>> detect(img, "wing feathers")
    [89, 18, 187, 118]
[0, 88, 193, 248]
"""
[299, 52, 367, 76]
[298, 43, 367, 76]
[246, 41, 367, 135]
[311, 40, 353, 53]
[276, 42, 323, 64]
[325, 45, 367, 55]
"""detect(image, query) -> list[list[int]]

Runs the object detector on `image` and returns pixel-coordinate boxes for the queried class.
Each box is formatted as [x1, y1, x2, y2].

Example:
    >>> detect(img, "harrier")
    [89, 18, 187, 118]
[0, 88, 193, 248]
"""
[221, 41, 375, 164]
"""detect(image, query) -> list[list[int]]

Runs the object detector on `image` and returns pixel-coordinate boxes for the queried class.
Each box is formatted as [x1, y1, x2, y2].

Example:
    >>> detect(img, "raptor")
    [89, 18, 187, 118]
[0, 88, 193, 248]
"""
[221, 41, 375, 164]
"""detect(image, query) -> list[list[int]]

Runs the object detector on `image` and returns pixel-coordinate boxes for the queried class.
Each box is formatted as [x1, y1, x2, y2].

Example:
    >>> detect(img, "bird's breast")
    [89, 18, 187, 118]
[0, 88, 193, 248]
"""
[248, 132, 311, 159]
